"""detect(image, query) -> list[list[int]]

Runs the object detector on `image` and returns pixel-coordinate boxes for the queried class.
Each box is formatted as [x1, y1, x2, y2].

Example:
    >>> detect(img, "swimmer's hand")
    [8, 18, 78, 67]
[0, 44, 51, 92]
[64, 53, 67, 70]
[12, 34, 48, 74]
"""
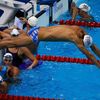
[27, 64, 37, 69]
[27, 66, 33, 69]
[27, 59, 38, 70]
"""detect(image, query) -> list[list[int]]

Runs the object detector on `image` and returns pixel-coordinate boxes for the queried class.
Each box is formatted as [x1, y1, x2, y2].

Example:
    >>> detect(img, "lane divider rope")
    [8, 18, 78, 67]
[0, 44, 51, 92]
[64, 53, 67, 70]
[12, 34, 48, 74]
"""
[1, 55, 97, 99]
[0, 94, 56, 100]
[36, 54, 100, 65]
[53, 20, 100, 27]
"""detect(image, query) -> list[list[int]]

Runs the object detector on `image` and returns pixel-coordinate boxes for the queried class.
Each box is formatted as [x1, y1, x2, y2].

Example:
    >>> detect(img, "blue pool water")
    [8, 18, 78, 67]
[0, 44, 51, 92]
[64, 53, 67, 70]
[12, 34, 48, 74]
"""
[8, 0, 100, 100]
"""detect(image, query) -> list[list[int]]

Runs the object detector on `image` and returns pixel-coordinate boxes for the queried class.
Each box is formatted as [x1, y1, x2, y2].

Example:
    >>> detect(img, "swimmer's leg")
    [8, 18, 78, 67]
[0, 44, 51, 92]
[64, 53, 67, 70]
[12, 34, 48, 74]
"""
[75, 40, 100, 67]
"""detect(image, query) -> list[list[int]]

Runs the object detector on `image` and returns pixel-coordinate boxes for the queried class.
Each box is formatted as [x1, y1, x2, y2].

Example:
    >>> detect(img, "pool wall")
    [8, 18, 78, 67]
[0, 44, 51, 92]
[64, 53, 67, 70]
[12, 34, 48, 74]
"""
[36, 6, 50, 26]
[52, 0, 68, 21]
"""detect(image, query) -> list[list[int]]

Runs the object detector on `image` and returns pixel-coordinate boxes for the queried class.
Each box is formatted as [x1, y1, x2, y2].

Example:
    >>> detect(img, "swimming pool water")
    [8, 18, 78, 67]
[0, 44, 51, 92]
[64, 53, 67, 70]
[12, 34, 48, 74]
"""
[8, 0, 100, 100]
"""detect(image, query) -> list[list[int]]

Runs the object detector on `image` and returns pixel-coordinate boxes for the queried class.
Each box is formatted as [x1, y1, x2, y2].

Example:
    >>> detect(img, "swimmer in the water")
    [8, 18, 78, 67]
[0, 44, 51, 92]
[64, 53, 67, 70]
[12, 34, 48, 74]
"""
[0, 16, 100, 68]
[70, 2, 94, 22]
[0, 53, 20, 93]
[6, 29, 38, 69]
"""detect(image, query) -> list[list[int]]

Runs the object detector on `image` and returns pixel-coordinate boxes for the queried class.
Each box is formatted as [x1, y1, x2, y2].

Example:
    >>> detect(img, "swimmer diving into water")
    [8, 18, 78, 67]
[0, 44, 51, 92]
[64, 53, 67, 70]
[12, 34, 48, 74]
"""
[0, 16, 100, 67]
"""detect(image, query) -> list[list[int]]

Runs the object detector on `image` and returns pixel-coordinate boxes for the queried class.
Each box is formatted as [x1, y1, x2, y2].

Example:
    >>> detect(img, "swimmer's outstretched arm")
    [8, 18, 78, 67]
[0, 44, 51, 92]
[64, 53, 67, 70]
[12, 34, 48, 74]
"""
[90, 44, 100, 58]
[0, 31, 11, 40]
[0, 34, 33, 48]
[76, 42, 100, 68]
[20, 47, 38, 69]
[72, 7, 78, 20]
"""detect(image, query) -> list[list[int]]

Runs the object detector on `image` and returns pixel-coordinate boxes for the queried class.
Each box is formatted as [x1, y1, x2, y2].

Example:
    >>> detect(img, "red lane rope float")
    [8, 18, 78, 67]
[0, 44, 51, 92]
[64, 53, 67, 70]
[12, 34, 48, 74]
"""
[54, 20, 100, 27]
[0, 94, 56, 100]
[36, 54, 100, 65]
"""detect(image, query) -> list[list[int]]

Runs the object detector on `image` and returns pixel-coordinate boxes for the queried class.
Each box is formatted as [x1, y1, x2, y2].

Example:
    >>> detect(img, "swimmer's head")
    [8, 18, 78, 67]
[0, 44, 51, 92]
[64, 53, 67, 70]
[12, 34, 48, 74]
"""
[10, 29, 20, 36]
[83, 35, 93, 48]
[28, 16, 38, 27]
[3, 53, 13, 61]
[79, 3, 91, 12]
